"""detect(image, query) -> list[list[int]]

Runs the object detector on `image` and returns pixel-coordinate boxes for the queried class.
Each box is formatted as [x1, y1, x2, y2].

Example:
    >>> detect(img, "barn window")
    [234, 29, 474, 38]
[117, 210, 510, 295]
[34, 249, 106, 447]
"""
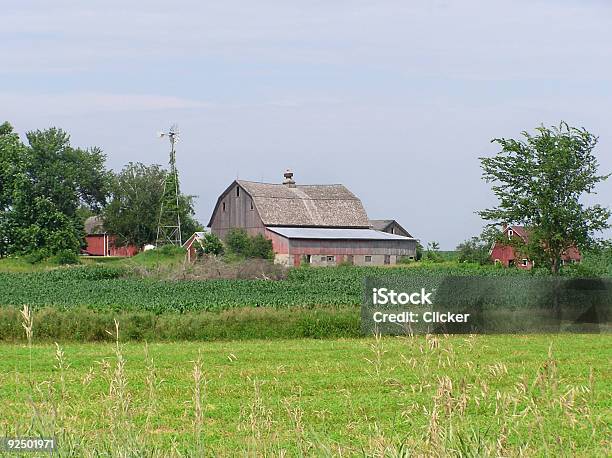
[507, 229, 513, 238]
[250, 199, 254, 210]
[521, 259, 528, 266]
[365, 256, 372, 263]
[327, 256, 335, 263]
[320, 256, 326, 262]
[236, 187, 240, 197]
[222, 202, 226, 212]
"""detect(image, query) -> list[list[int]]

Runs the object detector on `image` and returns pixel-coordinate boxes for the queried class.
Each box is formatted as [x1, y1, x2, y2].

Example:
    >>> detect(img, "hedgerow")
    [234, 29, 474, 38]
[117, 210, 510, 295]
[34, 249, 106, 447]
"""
[0, 306, 359, 341]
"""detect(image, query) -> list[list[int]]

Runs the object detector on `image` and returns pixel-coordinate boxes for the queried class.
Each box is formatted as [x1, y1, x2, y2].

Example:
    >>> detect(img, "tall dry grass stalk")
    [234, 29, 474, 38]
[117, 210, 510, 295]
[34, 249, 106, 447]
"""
[107, 319, 133, 450]
[20, 305, 33, 382]
[54, 343, 68, 401]
[282, 385, 306, 455]
[366, 331, 386, 379]
[192, 350, 206, 456]
[144, 342, 162, 434]
[240, 377, 274, 454]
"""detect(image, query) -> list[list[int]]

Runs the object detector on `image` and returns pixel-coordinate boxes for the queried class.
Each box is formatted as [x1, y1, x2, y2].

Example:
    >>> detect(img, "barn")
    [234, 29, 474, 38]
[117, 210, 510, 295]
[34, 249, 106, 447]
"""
[207, 171, 416, 266]
[490, 225, 581, 269]
[83, 216, 138, 257]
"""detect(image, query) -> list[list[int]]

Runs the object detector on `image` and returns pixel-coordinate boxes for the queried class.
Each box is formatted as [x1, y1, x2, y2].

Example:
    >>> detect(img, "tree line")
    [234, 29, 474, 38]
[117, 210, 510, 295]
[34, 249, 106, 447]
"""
[1, 121, 609, 273]
[0, 122, 201, 259]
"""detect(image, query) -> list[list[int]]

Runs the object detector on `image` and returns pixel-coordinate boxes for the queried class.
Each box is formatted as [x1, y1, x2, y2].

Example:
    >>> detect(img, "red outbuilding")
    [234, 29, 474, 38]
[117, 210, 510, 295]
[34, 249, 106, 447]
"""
[490, 225, 581, 269]
[183, 230, 211, 262]
[83, 216, 138, 257]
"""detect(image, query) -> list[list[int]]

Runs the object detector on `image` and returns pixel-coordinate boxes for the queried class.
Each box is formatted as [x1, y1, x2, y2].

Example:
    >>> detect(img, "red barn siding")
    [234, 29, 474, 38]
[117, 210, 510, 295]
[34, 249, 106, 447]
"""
[84, 235, 106, 256]
[83, 234, 138, 257]
[265, 229, 289, 254]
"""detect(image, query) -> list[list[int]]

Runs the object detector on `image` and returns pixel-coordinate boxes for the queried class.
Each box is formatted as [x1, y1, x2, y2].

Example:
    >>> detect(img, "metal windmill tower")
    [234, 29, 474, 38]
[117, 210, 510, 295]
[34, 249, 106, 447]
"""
[155, 124, 182, 247]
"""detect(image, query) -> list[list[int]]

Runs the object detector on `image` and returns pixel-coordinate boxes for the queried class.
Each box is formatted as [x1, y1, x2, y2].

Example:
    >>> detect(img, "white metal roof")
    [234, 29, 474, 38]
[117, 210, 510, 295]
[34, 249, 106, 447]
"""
[267, 227, 415, 240]
[194, 229, 211, 238]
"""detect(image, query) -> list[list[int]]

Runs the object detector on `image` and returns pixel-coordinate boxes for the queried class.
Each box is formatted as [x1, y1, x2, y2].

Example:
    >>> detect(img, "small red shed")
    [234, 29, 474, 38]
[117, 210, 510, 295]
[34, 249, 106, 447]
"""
[183, 230, 211, 262]
[83, 216, 138, 257]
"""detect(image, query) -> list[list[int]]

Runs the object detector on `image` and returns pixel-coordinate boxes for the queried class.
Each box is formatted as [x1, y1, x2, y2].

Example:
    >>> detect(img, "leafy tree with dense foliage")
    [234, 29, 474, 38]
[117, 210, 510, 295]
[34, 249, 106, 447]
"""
[103, 162, 201, 248]
[479, 123, 610, 274]
[249, 234, 275, 260]
[225, 228, 274, 260]
[567, 239, 612, 277]
[456, 227, 500, 265]
[202, 232, 224, 256]
[0, 122, 111, 257]
[225, 228, 251, 256]
[456, 237, 489, 265]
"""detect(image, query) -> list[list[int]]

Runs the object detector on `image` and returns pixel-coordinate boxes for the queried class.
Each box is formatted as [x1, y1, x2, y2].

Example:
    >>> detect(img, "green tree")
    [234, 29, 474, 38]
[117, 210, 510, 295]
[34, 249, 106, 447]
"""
[0, 123, 24, 257]
[415, 241, 423, 261]
[102, 162, 201, 248]
[225, 228, 251, 256]
[248, 234, 274, 260]
[0, 123, 110, 256]
[425, 241, 442, 262]
[202, 232, 224, 256]
[225, 228, 275, 260]
[479, 123, 610, 274]
[456, 227, 500, 265]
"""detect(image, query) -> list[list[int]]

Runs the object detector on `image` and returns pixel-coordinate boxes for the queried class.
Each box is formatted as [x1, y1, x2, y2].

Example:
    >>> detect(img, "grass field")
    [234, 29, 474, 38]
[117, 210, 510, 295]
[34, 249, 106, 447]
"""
[1, 334, 610, 456]
[1, 252, 610, 455]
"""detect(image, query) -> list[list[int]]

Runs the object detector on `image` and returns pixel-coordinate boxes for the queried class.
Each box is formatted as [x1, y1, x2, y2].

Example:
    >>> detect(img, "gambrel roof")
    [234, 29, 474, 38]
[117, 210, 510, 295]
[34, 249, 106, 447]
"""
[208, 179, 370, 228]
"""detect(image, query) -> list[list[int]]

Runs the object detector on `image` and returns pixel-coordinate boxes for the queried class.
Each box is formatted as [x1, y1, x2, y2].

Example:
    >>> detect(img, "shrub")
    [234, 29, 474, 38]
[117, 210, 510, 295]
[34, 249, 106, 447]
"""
[226, 228, 251, 256]
[156, 244, 185, 256]
[23, 249, 50, 264]
[397, 256, 415, 264]
[49, 249, 80, 265]
[130, 245, 185, 267]
[248, 234, 274, 260]
[456, 237, 490, 265]
[0, 306, 360, 342]
[202, 232, 224, 256]
[425, 241, 443, 262]
[416, 242, 423, 261]
[225, 228, 274, 260]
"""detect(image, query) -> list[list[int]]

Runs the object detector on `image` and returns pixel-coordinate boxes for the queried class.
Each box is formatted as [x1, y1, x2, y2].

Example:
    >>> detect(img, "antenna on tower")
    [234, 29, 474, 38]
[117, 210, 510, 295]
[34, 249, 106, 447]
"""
[156, 123, 182, 247]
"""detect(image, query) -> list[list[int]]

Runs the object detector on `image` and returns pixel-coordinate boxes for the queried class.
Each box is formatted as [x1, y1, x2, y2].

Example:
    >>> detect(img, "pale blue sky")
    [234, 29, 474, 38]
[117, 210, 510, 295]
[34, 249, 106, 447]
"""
[2, 1, 611, 248]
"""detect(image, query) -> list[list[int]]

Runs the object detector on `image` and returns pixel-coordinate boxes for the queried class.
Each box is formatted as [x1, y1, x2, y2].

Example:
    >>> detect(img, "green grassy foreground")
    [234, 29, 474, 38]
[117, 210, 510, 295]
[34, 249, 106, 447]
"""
[1, 335, 610, 456]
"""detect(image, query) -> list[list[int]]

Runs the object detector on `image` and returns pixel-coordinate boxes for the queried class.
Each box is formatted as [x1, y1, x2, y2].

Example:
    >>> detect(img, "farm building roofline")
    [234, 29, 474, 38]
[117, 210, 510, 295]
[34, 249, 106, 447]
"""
[266, 227, 416, 241]
[207, 178, 370, 228]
